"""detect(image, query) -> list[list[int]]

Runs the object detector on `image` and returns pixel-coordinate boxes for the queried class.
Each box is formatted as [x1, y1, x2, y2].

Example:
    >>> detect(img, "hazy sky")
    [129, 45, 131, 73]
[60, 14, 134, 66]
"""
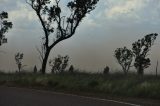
[0, 0, 160, 74]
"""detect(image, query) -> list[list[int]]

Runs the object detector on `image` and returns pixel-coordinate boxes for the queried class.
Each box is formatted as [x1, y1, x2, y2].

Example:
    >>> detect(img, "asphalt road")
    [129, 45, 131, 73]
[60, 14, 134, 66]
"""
[0, 86, 141, 106]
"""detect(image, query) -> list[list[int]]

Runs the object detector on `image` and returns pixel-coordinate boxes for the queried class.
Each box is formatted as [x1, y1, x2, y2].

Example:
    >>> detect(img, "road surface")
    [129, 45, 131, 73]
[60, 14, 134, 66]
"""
[0, 86, 144, 106]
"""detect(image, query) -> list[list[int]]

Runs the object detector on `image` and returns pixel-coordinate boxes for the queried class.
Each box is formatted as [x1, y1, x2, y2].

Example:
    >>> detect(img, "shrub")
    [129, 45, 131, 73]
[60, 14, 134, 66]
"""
[103, 66, 109, 74]
[88, 80, 99, 88]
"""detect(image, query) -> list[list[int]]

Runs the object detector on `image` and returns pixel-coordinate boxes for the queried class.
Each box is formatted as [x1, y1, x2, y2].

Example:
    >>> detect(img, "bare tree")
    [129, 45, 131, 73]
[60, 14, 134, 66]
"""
[0, 11, 12, 46]
[26, 0, 99, 74]
[132, 33, 158, 75]
[114, 47, 133, 74]
[35, 39, 46, 64]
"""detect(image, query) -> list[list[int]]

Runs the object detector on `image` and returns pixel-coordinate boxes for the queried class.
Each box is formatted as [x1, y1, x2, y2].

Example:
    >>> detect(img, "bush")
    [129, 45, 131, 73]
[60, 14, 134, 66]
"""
[47, 80, 59, 87]
[88, 80, 99, 88]
[68, 65, 74, 73]
[103, 66, 109, 74]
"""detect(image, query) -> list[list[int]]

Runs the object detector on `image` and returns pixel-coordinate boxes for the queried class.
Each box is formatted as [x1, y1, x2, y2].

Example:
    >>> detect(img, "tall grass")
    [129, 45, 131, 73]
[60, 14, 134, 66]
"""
[0, 72, 160, 99]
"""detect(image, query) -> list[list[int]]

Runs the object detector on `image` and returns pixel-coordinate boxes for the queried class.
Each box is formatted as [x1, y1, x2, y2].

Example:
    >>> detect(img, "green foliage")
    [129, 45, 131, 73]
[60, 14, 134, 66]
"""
[132, 33, 158, 75]
[49, 55, 69, 73]
[114, 47, 133, 74]
[47, 80, 59, 87]
[67, 0, 99, 21]
[88, 80, 99, 88]
[26, 0, 99, 74]
[0, 11, 12, 46]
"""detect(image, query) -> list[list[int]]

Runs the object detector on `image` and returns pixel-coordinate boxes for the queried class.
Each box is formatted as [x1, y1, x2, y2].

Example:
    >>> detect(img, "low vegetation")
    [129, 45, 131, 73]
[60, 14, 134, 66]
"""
[0, 72, 160, 99]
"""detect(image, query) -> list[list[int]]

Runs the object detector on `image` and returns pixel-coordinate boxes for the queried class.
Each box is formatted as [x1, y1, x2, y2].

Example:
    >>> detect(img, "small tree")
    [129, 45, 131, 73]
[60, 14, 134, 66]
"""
[34, 65, 37, 73]
[69, 65, 74, 73]
[49, 55, 69, 73]
[114, 47, 133, 74]
[26, 0, 99, 74]
[103, 66, 109, 74]
[61, 55, 69, 73]
[0, 11, 12, 46]
[132, 33, 158, 75]
[15, 53, 24, 72]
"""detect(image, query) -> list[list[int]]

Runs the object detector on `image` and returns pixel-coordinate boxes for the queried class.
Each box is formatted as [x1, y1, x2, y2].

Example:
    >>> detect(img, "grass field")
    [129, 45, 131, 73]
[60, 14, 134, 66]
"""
[0, 71, 160, 99]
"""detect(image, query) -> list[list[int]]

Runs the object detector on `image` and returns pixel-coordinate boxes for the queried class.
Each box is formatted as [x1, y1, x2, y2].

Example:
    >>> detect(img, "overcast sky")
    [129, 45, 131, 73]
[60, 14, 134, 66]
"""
[0, 0, 160, 74]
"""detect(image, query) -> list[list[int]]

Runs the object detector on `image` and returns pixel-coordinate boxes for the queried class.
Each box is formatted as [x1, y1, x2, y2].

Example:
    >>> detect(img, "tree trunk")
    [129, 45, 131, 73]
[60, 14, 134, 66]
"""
[156, 60, 158, 77]
[18, 64, 21, 73]
[41, 49, 51, 74]
[138, 65, 143, 75]
[122, 66, 127, 75]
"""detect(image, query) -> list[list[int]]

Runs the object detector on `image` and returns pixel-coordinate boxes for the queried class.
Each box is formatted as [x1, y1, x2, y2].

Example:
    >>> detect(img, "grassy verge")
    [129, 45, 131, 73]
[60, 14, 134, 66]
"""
[0, 72, 160, 99]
